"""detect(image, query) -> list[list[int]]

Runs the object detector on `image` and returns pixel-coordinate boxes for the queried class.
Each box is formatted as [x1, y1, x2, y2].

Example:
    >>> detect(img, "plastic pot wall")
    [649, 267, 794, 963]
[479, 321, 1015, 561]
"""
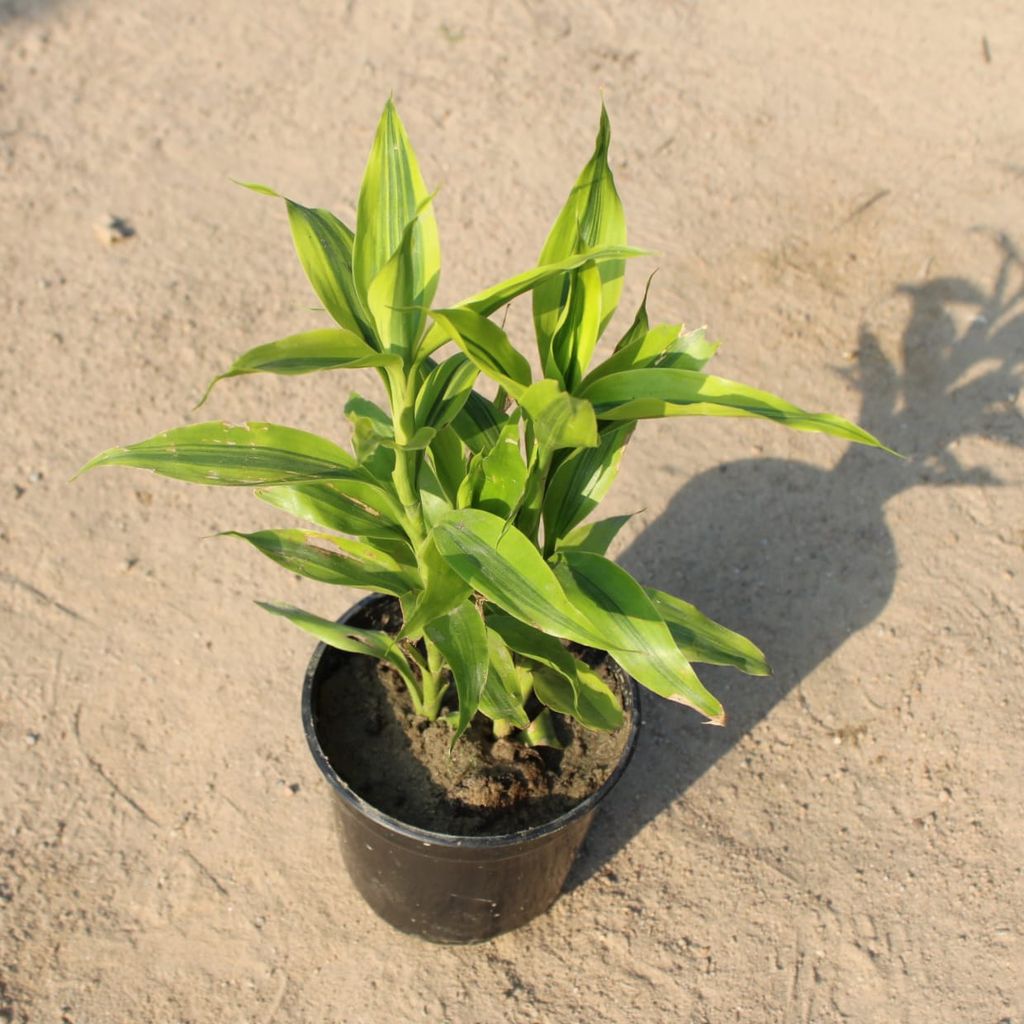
[301, 594, 640, 945]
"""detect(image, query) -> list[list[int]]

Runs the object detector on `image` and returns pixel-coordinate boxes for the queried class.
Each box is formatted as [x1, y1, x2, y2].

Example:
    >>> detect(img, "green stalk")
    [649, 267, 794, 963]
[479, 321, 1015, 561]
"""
[393, 448, 426, 544]
[420, 637, 448, 720]
[388, 366, 426, 545]
[388, 362, 446, 718]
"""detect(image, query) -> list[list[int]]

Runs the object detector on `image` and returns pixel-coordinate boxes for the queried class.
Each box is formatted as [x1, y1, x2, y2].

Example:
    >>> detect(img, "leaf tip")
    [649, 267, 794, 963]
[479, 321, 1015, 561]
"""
[707, 708, 727, 727]
[72, 447, 120, 480]
[232, 179, 281, 198]
[595, 100, 612, 155]
[193, 375, 222, 411]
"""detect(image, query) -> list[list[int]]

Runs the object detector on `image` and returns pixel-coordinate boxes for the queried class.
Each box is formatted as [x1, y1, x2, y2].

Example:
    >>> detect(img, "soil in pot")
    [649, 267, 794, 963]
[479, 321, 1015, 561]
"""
[314, 597, 633, 836]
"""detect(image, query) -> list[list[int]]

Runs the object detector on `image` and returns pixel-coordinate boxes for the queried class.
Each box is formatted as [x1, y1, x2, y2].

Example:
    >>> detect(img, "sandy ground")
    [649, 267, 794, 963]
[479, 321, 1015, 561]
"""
[2, 1, 1023, 1021]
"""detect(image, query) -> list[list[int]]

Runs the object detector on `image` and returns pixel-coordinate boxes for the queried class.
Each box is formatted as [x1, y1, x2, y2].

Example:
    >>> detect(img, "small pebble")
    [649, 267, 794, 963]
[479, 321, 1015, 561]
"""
[95, 215, 136, 245]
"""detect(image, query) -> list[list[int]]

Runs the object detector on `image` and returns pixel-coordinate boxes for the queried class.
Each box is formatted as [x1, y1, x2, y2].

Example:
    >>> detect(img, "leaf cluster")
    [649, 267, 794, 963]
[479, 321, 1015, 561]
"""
[80, 101, 889, 744]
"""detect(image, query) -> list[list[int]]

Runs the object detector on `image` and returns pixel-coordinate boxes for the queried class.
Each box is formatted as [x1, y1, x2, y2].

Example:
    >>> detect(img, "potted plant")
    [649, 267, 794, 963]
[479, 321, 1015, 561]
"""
[78, 100, 889, 943]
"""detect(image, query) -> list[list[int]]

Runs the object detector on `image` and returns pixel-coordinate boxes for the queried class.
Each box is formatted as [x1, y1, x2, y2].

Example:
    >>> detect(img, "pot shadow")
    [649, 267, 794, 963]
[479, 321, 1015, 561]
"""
[566, 231, 1024, 890]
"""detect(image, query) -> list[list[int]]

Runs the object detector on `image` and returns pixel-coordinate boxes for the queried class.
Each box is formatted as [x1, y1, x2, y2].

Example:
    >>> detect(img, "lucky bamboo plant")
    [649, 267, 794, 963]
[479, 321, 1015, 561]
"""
[80, 100, 889, 745]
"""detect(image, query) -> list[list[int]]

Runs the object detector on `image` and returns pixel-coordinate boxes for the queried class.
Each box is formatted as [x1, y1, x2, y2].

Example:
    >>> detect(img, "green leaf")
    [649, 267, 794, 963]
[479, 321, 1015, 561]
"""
[77, 421, 366, 487]
[483, 612, 623, 732]
[366, 205, 438, 361]
[475, 419, 528, 519]
[559, 260, 604, 388]
[516, 707, 565, 749]
[519, 379, 598, 454]
[478, 630, 530, 729]
[235, 180, 281, 198]
[449, 386, 507, 454]
[655, 327, 720, 372]
[398, 533, 471, 639]
[461, 245, 640, 319]
[556, 513, 633, 556]
[256, 480, 407, 540]
[612, 273, 653, 353]
[345, 393, 393, 433]
[541, 423, 634, 546]
[425, 601, 488, 743]
[235, 183, 372, 340]
[429, 425, 468, 505]
[414, 353, 479, 432]
[417, 244, 647, 360]
[286, 201, 373, 339]
[416, 457, 454, 528]
[530, 664, 623, 733]
[534, 105, 627, 375]
[428, 308, 532, 397]
[198, 328, 398, 406]
[354, 100, 439, 315]
[580, 322, 682, 389]
[345, 394, 397, 479]
[582, 368, 894, 451]
[550, 549, 725, 724]
[257, 601, 420, 701]
[537, 261, 604, 386]
[222, 529, 419, 595]
[430, 509, 604, 647]
[456, 451, 483, 509]
[645, 587, 771, 676]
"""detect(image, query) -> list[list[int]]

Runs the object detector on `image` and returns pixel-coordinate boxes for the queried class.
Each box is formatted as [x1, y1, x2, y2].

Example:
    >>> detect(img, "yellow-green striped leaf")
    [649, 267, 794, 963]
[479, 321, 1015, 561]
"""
[414, 353, 479, 432]
[450, 390, 506, 453]
[366, 206, 438, 361]
[485, 612, 624, 731]
[398, 533, 471, 640]
[198, 328, 399, 406]
[519, 379, 598, 455]
[541, 423, 634, 548]
[555, 513, 633, 556]
[428, 308, 532, 398]
[222, 529, 419, 596]
[235, 182, 372, 340]
[430, 509, 605, 647]
[416, 245, 647, 361]
[256, 480, 406, 540]
[77, 421, 366, 487]
[475, 420, 528, 519]
[534, 105, 627, 378]
[582, 368, 894, 451]
[257, 601, 420, 700]
[354, 101, 439, 316]
[478, 630, 530, 729]
[550, 549, 725, 724]
[645, 587, 771, 676]
[581, 322, 683, 389]
[425, 601, 488, 743]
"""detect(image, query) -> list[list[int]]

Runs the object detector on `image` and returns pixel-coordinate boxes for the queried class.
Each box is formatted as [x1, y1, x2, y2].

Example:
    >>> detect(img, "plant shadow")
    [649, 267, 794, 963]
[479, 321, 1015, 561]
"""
[566, 232, 1024, 890]
[0, 0, 63, 25]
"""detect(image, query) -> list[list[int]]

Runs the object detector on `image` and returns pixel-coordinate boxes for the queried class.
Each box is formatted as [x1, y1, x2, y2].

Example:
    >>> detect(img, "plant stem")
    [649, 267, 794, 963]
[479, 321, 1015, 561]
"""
[420, 636, 447, 719]
[388, 368, 426, 545]
[393, 448, 426, 545]
[387, 362, 446, 718]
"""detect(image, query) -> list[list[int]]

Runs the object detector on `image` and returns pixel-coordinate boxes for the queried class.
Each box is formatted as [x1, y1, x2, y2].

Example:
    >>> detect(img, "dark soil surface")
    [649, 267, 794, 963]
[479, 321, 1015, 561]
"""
[312, 598, 634, 836]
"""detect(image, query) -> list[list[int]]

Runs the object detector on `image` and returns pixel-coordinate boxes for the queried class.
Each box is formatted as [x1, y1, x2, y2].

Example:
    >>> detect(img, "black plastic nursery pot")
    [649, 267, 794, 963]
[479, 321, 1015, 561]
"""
[301, 594, 640, 945]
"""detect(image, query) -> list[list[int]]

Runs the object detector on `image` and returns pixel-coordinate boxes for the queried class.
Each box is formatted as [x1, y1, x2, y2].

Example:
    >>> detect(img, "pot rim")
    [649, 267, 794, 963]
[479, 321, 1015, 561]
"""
[301, 593, 641, 851]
